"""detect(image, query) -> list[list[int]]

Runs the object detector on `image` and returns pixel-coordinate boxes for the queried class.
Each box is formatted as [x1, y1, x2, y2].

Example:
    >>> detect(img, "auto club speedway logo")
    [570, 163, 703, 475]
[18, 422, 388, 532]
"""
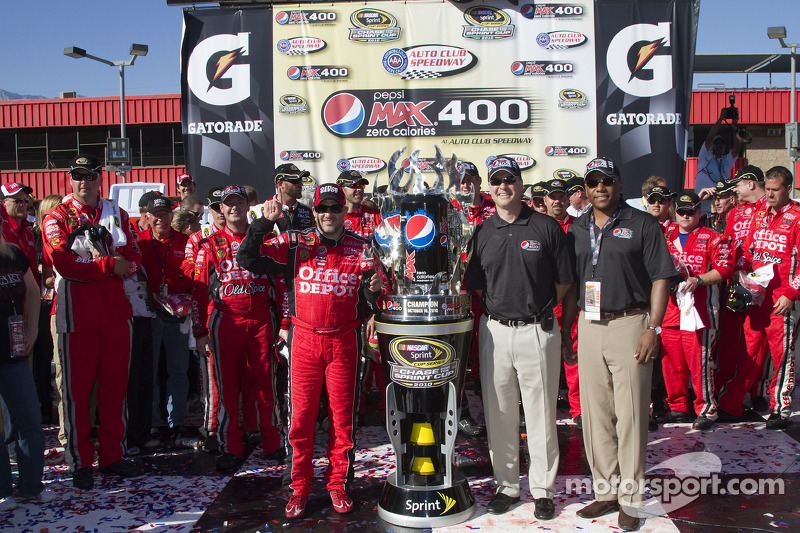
[321, 89, 532, 138]
[382, 45, 477, 80]
[337, 156, 386, 174]
[462, 6, 515, 40]
[348, 8, 401, 43]
[536, 31, 588, 50]
[276, 37, 327, 55]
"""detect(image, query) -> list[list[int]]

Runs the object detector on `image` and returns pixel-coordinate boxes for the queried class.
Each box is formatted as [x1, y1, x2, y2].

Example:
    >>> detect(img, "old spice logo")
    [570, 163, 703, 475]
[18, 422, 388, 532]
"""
[223, 281, 267, 296]
[405, 250, 416, 281]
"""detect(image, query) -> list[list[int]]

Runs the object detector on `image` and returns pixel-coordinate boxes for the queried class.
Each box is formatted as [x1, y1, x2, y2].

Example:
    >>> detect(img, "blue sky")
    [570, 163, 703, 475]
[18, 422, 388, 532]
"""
[0, 0, 797, 98]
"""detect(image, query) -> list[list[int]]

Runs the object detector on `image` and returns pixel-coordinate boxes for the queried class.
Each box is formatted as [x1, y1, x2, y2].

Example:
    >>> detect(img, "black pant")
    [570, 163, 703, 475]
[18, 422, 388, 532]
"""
[32, 300, 54, 421]
[127, 317, 154, 447]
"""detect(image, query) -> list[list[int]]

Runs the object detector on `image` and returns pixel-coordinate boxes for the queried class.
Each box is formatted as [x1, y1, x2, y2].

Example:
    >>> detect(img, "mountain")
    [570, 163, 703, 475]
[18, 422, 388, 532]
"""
[0, 89, 48, 101]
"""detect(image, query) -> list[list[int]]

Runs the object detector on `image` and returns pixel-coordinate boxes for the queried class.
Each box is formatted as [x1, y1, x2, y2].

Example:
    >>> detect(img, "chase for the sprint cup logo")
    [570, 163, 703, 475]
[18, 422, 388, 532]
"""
[382, 45, 477, 80]
[348, 8, 401, 43]
[462, 6, 515, 40]
[388, 337, 459, 388]
[321, 89, 533, 138]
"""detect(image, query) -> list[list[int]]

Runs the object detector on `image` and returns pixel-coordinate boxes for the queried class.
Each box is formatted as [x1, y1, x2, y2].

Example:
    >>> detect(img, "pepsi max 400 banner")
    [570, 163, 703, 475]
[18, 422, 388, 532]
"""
[181, 8, 275, 194]
[594, 0, 699, 197]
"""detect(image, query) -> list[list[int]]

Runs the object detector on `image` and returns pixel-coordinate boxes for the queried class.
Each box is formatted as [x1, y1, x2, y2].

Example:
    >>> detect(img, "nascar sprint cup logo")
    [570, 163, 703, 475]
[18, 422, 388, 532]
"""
[462, 6, 515, 40]
[321, 89, 533, 138]
[187, 32, 250, 106]
[349, 8, 401, 43]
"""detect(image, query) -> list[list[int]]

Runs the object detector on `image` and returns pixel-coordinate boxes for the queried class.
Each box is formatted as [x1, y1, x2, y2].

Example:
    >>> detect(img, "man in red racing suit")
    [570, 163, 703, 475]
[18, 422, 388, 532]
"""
[192, 185, 280, 471]
[237, 183, 383, 519]
[718, 166, 800, 429]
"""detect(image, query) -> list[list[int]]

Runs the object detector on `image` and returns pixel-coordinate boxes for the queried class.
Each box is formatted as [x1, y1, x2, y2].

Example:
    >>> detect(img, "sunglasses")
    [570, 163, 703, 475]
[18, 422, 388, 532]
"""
[585, 176, 616, 188]
[488, 175, 518, 186]
[315, 204, 343, 214]
[276, 174, 302, 184]
[647, 195, 669, 205]
[5, 197, 27, 205]
[344, 182, 365, 189]
[676, 208, 699, 217]
[190, 210, 204, 219]
[70, 172, 99, 182]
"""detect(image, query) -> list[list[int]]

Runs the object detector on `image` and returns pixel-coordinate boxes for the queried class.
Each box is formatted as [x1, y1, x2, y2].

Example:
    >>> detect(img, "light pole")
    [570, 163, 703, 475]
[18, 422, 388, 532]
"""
[767, 27, 799, 163]
[63, 44, 148, 183]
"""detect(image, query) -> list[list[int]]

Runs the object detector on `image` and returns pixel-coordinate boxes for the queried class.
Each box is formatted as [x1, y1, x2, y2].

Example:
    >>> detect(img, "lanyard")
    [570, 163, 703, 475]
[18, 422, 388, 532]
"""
[589, 204, 621, 277]
[151, 232, 172, 286]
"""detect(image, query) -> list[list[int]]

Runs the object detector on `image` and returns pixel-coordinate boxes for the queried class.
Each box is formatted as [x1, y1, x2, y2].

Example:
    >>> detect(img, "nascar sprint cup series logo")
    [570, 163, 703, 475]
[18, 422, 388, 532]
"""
[187, 32, 251, 106]
[462, 6, 515, 40]
[382, 45, 477, 80]
[349, 8, 401, 43]
[388, 336, 459, 388]
[321, 89, 533, 138]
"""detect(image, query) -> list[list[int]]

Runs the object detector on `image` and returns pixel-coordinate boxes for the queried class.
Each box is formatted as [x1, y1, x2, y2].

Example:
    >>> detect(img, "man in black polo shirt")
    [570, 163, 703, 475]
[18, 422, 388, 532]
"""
[465, 156, 574, 520]
[562, 157, 675, 531]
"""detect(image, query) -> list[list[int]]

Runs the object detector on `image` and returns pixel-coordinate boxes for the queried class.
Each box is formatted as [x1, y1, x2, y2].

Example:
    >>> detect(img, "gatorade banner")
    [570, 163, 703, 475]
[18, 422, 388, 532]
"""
[180, 1, 698, 195]
[594, 0, 700, 196]
[181, 8, 275, 193]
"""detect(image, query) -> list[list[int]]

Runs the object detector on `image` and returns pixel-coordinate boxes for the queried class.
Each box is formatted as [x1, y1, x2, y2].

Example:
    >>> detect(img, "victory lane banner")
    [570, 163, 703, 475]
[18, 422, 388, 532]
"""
[180, 1, 697, 194]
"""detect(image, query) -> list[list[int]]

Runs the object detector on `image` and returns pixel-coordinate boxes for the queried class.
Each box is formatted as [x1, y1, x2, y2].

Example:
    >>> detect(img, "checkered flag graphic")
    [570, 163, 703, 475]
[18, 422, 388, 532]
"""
[400, 70, 442, 80]
[284, 49, 308, 55]
[545, 44, 569, 50]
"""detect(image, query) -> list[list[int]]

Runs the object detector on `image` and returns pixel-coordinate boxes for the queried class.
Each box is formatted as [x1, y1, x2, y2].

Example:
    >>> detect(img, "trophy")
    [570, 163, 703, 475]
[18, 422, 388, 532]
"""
[372, 146, 477, 527]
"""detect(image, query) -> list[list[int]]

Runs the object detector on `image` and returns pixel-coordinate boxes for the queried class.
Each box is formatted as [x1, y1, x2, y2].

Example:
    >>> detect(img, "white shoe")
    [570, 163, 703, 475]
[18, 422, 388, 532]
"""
[0, 496, 18, 511]
[32, 489, 56, 503]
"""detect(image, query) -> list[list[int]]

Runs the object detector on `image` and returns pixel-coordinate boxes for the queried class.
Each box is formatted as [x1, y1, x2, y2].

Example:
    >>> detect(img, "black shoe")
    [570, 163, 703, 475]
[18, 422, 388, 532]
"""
[202, 434, 220, 453]
[100, 459, 144, 479]
[619, 507, 640, 531]
[766, 413, 789, 430]
[72, 467, 94, 490]
[216, 452, 245, 472]
[716, 409, 742, 423]
[573, 415, 583, 431]
[654, 410, 692, 424]
[751, 395, 770, 413]
[458, 415, 484, 436]
[692, 416, 714, 430]
[576, 499, 619, 519]
[243, 430, 263, 446]
[487, 493, 520, 515]
[534, 498, 555, 520]
[265, 447, 287, 464]
[648, 417, 658, 432]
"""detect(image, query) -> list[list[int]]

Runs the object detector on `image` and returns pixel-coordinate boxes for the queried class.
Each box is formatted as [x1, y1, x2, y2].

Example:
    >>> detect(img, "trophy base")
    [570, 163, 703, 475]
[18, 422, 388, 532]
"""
[377, 471, 475, 527]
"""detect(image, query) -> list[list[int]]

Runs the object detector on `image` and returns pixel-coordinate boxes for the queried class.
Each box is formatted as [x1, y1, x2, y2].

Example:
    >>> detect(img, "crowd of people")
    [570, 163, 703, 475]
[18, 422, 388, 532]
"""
[0, 149, 798, 530]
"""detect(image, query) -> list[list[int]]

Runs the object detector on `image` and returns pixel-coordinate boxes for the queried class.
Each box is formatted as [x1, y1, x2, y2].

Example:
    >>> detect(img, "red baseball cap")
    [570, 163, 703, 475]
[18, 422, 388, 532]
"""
[313, 184, 345, 207]
[1, 183, 33, 199]
[177, 173, 194, 185]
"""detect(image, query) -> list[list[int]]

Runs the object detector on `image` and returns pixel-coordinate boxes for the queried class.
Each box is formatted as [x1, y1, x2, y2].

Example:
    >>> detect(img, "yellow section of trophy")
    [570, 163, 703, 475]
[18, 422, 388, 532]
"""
[410, 422, 435, 445]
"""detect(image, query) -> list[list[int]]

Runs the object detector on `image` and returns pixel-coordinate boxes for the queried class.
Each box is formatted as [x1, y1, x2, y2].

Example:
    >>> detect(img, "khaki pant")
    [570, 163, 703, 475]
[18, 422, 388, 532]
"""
[578, 312, 652, 507]
[479, 315, 560, 499]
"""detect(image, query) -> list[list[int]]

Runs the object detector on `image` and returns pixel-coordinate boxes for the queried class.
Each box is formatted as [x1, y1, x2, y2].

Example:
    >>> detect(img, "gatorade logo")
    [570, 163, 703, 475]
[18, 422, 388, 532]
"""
[187, 33, 251, 106]
[606, 22, 672, 97]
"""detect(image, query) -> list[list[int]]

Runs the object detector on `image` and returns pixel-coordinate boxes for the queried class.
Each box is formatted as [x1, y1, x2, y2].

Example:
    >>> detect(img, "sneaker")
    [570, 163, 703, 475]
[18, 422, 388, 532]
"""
[458, 414, 484, 436]
[0, 496, 18, 511]
[574, 415, 583, 431]
[216, 452, 245, 472]
[174, 427, 201, 449]
[265, 447, 287, 464]
[648, 417, 658, 432]
[330, 489, 354, 514]
[766, 413, 789, 430]
[73, 467, 94, 490]
[202, 434, 220, 454]
[654, 410, 692, 424]
[285, 492, 309, 518]
[100, 459, 144, 479]
[751, 395, 770, 413]
[692, 416, 714, 430]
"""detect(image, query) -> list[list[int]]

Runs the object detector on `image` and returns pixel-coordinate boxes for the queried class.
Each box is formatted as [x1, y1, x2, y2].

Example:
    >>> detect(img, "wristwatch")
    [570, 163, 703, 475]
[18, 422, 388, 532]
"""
[648, 325, 662, 335]
[696, 276, 705, 286]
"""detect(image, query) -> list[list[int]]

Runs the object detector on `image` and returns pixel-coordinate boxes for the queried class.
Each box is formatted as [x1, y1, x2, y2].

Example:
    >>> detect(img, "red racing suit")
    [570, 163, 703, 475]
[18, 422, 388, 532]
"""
[716, 196, 768, 397]
[719, 200, 800, 417]
[553, 214, 581, 418]
[236, 217, 381, 496]
[662, 225, 733, 418]
[343, 204, 381, 240]
[1, 210, 38, 285]
[192, 225, 279, 457]
[43, 195, 141, 470]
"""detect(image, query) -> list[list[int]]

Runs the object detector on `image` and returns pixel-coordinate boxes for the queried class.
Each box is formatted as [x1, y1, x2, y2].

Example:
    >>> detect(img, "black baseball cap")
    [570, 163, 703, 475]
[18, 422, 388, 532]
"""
[646, 185, 676, 199]
[584, 157, 620, 179]
[730, 165, 764, 184]
[220, 185, 248, 202]
[314, 183, 345, 207]
[459, 161, 480, 177]
[69, 154, 102, 175]
[336, 170, 368, 188]
[138, 190, 163, 208]
[207, 186, 224, 208]
[529, 182, 547, 198]
[275, 163, 310, 183]
[714, 180, 735, 196]
[543, 179, 569, 195]
[488, 156, 521, 180]
[146, 196, 172, 214]
[674, 191, 702, 211]
[565, 177, 585, 194]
